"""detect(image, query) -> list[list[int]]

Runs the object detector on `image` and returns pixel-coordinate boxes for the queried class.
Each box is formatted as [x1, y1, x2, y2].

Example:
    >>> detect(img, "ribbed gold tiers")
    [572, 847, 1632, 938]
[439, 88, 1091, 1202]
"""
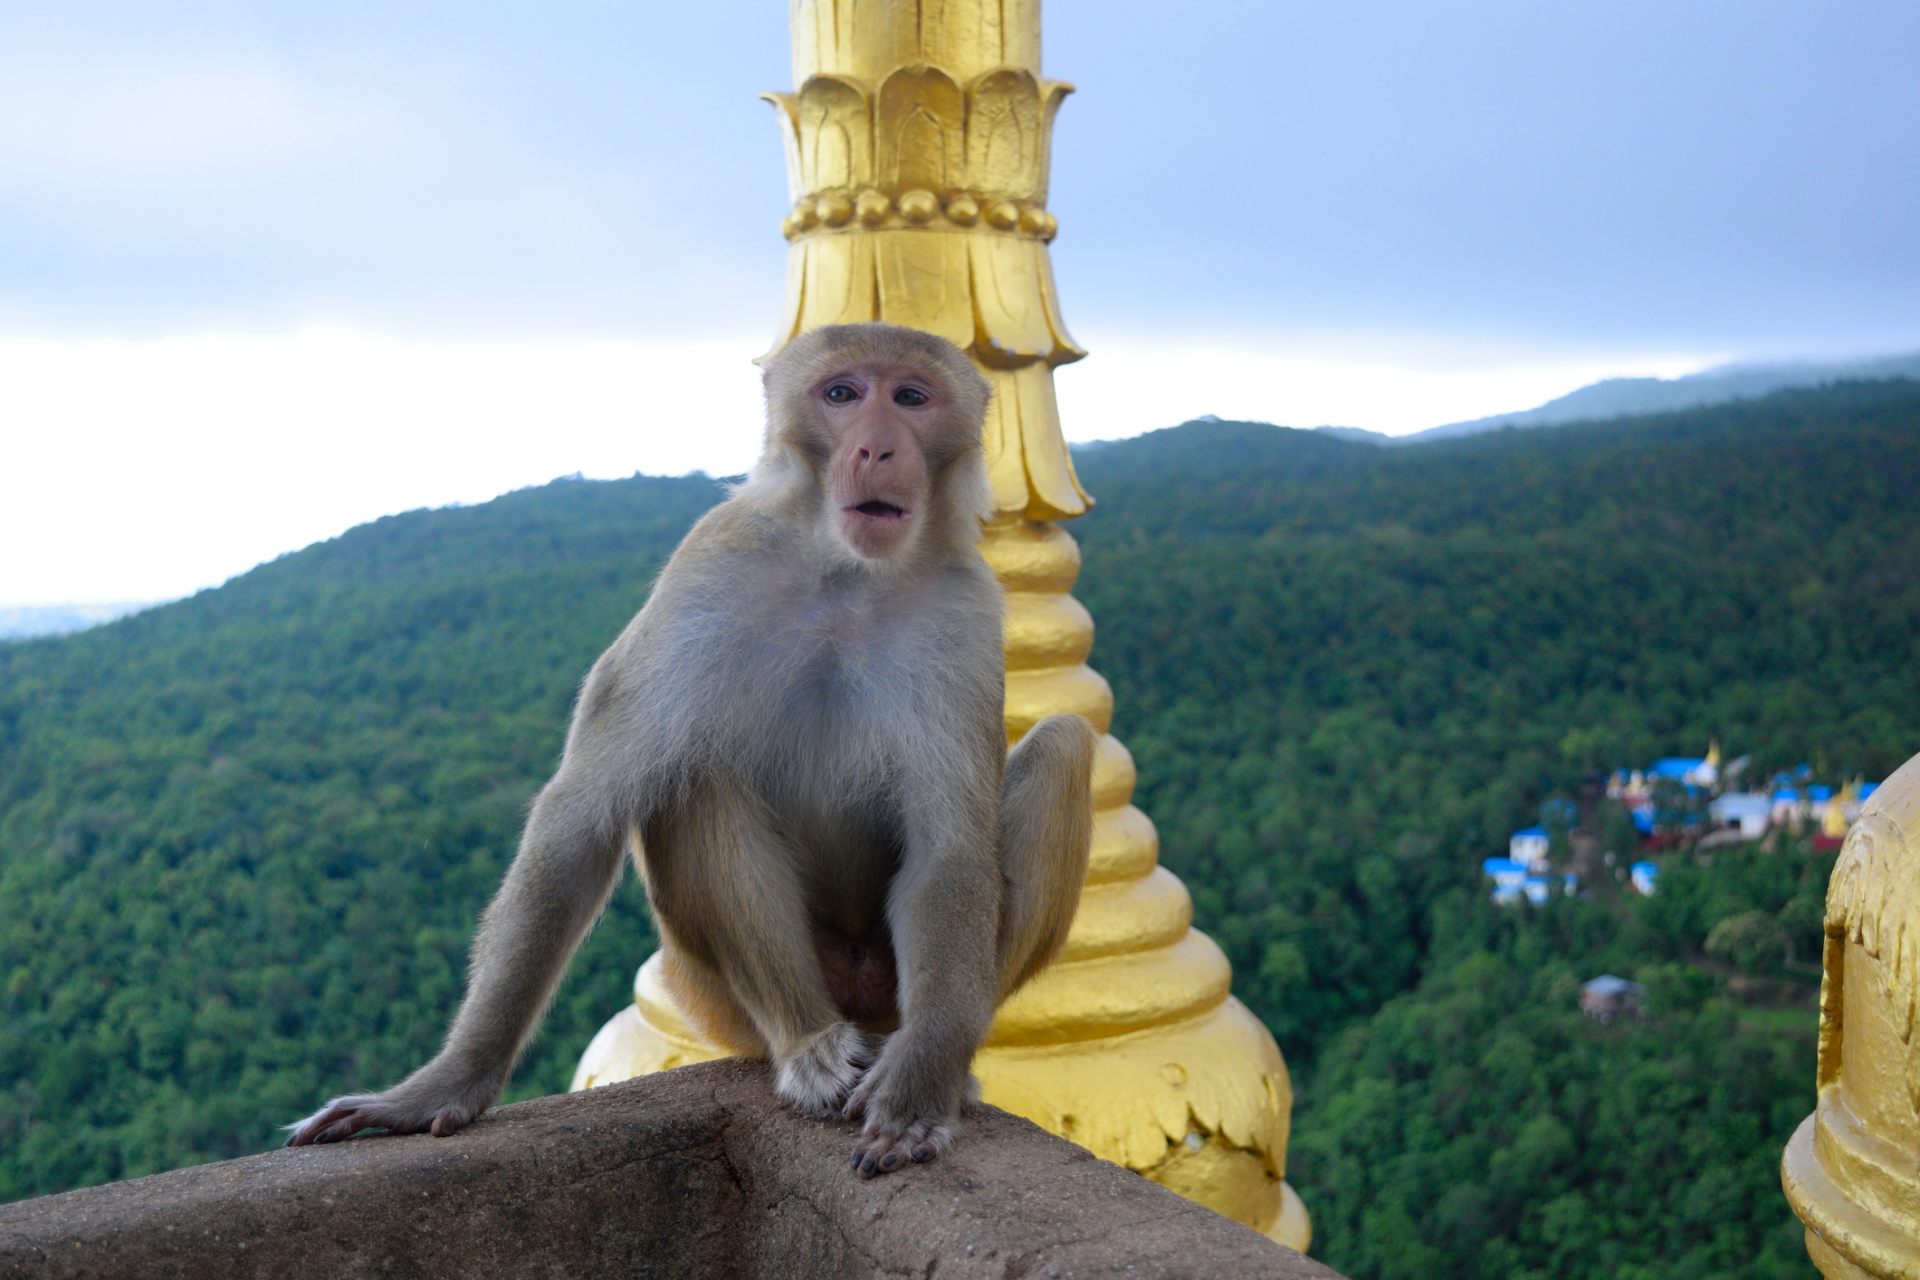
[575, 0, 1307, 1250]
[1782, 747, 1920, 1278]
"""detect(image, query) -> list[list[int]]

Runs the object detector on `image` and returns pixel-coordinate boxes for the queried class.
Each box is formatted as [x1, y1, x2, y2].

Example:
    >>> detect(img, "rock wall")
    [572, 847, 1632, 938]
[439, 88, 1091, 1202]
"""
[0, 1059, 1339, 1279]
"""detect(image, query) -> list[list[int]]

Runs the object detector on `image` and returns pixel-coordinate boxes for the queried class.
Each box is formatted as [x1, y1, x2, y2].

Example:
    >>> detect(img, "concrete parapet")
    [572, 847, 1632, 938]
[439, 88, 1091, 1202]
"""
[0, 1060, 1338, 1279]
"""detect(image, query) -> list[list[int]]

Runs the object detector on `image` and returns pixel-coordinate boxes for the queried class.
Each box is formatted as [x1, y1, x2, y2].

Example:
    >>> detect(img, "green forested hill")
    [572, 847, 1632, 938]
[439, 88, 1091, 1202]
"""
[3, 380, 1918, 1278]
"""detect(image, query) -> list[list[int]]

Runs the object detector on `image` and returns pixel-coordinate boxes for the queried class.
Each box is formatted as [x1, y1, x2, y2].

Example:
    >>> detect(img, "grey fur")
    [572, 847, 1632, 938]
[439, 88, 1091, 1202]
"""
[286, 324, 1094, 1179]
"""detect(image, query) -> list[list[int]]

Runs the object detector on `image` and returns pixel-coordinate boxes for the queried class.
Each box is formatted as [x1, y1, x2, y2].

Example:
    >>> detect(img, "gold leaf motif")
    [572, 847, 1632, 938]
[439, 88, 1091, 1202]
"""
[967, 68, 1042, 198]
[874, 230, 973, 347]
[1007, 360, 1092, 519]
[846, 0, 919, 79]
[1033, 239, 1087, 363]
[979, 367, 1030, 515]
[795, 75, 871, 193]
[998, 0, 1041, 71]
[799, 234, 877, 330]
[1033, 80, 1074, 206]
[969, 234, 1052, 363]
[760, 91, 805, 199]
[876, 65, 965, 194]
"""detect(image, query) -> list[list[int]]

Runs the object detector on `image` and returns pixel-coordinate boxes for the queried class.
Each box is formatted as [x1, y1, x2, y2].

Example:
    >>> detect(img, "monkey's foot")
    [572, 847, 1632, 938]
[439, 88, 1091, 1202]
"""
[850, 1116, 956, 1178]
[774, 1023, 871, 1120]
[284, 1079, 494, 1146]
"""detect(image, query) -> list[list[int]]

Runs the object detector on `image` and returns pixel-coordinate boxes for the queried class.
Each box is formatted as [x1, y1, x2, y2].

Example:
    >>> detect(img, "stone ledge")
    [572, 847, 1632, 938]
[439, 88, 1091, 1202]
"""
[0, 1059, 1339, 1279]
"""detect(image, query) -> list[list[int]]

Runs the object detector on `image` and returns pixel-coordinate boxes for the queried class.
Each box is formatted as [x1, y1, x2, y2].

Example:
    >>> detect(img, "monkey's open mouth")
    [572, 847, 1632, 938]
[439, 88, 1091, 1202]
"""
[850, 500, 908, 520]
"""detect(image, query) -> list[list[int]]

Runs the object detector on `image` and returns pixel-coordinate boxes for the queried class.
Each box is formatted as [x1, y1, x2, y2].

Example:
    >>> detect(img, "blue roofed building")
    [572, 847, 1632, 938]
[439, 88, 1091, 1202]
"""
[1648, 745, 1720, 790]
[1649, 758, 1702, 780]
[1482, 856, 1528, 904]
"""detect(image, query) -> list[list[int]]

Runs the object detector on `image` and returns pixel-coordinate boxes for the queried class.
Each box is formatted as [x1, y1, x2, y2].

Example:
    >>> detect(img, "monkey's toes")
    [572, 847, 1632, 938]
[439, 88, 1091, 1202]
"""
[851, 1118, 954, 1178]
[284, 1100, 380, 1147]
[842, 1073, 874, 1122]
[286, 1089, 484, 1146]
[775, 1023, 872, 1120]
[429, 1105, 476, 1138]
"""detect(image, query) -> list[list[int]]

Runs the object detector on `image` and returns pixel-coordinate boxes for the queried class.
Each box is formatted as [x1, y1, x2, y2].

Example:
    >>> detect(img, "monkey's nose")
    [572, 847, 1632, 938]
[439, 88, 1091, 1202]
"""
[857, 447, 895, 464]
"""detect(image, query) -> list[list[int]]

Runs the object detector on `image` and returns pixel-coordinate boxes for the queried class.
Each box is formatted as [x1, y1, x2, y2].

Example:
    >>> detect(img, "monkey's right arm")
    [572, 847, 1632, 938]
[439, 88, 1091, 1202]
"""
[286, 677, 638, 1145]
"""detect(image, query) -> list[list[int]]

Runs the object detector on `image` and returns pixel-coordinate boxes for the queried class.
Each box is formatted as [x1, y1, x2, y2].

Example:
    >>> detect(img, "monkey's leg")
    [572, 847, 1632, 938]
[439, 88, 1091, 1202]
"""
[657, 936, 769, 1057]
[288, 769, 627, 1145]
[847, 730, 1064, 1178]
[995, 713, 1097, 997]
[844, 715, 1094, 1176]
[643, 783, 870, 1119]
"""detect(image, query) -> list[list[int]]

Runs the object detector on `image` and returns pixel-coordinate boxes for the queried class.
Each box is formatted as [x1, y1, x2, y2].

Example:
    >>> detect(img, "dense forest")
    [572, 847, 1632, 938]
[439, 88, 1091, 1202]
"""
[3, 379, 1918, 1278]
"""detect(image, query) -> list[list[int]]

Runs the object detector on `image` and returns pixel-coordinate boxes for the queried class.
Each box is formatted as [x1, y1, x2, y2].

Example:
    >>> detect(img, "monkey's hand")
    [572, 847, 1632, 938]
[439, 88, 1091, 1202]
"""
[772, 1022, 872, 1120]
[842, 1043, 966, 1177]
[284, 1069, 499, 1146]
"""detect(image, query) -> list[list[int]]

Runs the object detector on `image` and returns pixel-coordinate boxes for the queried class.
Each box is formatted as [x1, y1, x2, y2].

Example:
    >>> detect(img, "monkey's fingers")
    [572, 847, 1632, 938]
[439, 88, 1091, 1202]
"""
[851, 1118, 954, 1178]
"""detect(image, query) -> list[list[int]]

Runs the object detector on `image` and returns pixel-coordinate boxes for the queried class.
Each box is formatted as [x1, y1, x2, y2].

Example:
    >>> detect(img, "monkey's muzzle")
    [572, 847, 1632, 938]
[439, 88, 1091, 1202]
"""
[848, 500, 908, 520]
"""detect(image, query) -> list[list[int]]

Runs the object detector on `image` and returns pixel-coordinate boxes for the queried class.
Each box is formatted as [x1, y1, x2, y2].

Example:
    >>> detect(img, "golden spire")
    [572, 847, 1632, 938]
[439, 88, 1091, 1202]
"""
[759, 12, 1089, 521]
[1820, 791, 1850, 841]
[575, 0, 1308, 1250]
[1783, 749, 1920, 1276]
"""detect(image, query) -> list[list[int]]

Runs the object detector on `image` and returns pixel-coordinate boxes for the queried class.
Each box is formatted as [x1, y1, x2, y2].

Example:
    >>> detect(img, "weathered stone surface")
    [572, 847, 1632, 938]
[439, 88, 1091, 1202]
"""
[0, 1059, 1339, 1279]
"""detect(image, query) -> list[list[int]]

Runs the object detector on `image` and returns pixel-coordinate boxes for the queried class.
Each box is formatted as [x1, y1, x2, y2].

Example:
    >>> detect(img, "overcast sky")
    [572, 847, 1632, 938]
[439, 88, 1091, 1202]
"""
[3, 1, 1917, 604]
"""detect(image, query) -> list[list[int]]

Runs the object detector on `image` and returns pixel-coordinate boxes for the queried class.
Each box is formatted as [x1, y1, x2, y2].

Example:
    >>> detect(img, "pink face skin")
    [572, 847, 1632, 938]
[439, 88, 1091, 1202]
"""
[815, 362, 941, 560]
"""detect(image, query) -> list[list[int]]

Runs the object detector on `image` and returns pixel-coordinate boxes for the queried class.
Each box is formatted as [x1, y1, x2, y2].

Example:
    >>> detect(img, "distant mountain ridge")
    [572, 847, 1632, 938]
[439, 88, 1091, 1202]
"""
[1398, 350, 1920, 443]
[0, 602, 153, 641]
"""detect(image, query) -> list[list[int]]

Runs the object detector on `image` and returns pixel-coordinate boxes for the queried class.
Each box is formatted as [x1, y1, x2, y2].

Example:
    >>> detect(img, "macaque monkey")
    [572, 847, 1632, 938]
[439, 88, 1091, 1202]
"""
[287, 323, 1095, 1177]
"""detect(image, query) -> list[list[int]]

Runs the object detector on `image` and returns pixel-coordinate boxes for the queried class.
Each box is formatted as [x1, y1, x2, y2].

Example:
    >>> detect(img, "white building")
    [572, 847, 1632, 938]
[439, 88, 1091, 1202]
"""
[1709, 793, 1771, 839]
[1509, 826, 1550, 871]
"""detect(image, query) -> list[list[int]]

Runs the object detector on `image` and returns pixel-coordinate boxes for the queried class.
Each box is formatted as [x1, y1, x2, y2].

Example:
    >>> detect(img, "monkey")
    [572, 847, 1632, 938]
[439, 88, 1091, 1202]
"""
[286, 322, 1096, 1178]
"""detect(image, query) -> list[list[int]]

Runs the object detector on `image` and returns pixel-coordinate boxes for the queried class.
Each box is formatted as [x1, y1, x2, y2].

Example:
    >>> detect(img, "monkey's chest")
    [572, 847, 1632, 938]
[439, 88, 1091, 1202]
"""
[722, 631, 918, 913]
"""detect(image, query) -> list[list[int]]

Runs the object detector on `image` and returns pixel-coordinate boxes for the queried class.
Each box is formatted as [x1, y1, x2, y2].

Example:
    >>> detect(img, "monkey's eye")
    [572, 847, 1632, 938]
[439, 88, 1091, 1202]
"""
[893, 386, 929, 407]
[824, 383, 860, 405]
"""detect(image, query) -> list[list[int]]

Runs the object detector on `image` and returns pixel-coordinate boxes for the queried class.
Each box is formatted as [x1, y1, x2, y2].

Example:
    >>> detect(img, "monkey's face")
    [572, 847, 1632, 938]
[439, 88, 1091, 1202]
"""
[814, 362, 941, 560]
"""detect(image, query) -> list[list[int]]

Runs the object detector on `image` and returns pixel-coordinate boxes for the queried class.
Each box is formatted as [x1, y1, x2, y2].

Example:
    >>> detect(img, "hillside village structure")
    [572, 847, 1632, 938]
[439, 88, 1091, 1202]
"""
[1481, 742, 1879, 905]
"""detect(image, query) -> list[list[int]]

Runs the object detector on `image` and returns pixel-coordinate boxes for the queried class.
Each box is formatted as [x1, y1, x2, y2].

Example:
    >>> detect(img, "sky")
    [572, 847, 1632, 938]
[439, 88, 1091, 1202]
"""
[2, 1, 1917, 605]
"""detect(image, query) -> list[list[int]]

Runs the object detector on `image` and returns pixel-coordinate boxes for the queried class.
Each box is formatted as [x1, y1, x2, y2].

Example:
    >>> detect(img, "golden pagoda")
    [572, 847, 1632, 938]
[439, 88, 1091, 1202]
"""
[1782, 747, 1920, 1277]
[574, 0, 1309, 1249]
[1819, 787, 1850, 844]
